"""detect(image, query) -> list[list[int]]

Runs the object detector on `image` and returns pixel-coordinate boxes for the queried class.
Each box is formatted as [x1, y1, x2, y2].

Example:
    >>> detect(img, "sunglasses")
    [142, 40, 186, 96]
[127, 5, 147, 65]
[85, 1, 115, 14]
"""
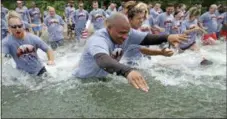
[10, 24, 23, 29]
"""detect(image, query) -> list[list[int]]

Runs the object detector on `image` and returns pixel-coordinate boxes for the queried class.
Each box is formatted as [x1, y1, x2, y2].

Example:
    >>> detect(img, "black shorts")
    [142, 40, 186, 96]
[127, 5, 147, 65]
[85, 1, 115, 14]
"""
[67, 24, 75, 31]
[37, 67, 47, 76]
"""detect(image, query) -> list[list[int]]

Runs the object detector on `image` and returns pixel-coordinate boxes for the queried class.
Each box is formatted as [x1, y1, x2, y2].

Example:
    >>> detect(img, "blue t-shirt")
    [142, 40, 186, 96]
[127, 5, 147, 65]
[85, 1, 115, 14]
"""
[155, 12, 174, 34]
[171, 19, 182, 34]
[179, 19, 198, 49]
[89, 9, 107, 30]
[44, 15, 65, 41]
[2, 33, 49, 75]
[72, 9, 89, 29]
[28, 7, 41, 24]
[65, 7, 75, 24]
[216, 12, 226, 31]
[1, 6, 8, 21]
[72, 28, 148, 78]
[148, 15, 155, 27]
[16, 7, 31, 24]
[150, 8, 163, 20]
[199, 12, 218, 33]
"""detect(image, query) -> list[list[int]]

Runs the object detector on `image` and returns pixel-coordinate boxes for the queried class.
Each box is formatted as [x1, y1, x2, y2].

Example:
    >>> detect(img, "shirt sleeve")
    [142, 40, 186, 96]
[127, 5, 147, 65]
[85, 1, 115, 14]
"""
[199, 13, 206, 23]
[2, 39, 10, 55]
[180, 21, 187, 33]
[44, 17, 48, 26]
[88, 37, 110, 56]
[128, 29, 149, 45]
[59, 16, 65, 25]
[33, 35, 50, 52]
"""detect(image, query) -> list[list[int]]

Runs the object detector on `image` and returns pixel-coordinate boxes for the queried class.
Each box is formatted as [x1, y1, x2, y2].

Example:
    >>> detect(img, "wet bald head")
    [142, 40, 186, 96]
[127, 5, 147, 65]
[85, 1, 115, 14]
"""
[106, 13, 131, 45]
[105, 12, 130, 29]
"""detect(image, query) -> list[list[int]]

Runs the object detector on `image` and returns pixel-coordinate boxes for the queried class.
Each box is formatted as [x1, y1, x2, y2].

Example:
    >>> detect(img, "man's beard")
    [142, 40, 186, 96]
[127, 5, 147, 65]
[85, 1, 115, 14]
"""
[14, 31, 25, 39]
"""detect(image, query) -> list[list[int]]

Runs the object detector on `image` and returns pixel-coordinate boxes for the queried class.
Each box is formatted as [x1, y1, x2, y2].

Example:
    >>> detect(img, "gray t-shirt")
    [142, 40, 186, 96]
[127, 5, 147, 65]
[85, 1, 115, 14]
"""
[3, 33, 49, 75]
[72, 28, 148, 78]
[89, 9, 107, 30]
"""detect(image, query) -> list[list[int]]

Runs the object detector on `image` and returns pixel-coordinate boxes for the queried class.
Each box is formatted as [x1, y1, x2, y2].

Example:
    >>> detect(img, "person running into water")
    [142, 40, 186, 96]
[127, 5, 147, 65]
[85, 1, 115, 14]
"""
[149, 3, 163, 20]
[72, 2, 89, 43]
[177, 8, 213, 65]
[44, 7, 65, 50]
[219, 7, 227, 40]
[171, 11, 184, 34]
[216, 5, 226, 40]
[2, 11, 55, 76]
[85, 0, 108, 32]
[72, 12, 188, 92]
[15, 0, 31, 32]
[65, 0, 75, 40]
[106, 2, 117, 16]
[121, 1, 174, 65]
[199, 4, 218, 45]
[28, 2, 42, 37]
[154, 3, 175, 35]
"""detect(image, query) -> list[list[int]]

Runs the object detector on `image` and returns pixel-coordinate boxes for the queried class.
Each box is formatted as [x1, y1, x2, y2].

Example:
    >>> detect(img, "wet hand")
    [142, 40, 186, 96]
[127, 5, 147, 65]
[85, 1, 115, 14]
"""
[140, 26, 150, 32]
[161, 48, 174, 57]
[126, 70, 149, 92]
[167, 34, 188, 46]
[47, 60, 55, 65]
[159, 28, 165, 32]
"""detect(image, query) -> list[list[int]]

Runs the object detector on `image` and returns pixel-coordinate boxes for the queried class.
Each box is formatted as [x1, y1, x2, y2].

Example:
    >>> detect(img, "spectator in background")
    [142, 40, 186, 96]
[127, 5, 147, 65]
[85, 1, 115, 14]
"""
[106, 2, 117, 16]
[29, 2, 42, 37]
[199, 4, 218, 45]
[15, 0, 31, 32]
[44, 7, 65, 50]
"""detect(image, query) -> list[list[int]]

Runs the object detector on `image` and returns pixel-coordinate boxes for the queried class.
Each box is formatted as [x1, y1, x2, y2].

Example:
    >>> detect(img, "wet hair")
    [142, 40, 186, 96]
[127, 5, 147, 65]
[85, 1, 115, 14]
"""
[174, 11, 181, 17]
[134, 2, 149, 19]
[189, 7, 201, 18]
[218, 5, 225, 14]
[123, 0, 137, 14]
[124, 1, 148, 19]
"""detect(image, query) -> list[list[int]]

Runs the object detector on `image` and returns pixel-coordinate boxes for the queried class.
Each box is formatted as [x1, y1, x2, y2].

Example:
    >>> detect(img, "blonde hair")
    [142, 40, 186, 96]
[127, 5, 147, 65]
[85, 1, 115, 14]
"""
[189, 7, 201, 18]
[135, 2, 149, 19]
[48, 6, 55, 11]
[6, 10, 22, 24]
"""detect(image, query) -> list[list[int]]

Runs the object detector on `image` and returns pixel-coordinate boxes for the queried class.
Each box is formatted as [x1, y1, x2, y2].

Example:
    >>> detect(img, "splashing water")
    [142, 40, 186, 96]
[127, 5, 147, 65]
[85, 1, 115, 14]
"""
[1, 37, 226, 118]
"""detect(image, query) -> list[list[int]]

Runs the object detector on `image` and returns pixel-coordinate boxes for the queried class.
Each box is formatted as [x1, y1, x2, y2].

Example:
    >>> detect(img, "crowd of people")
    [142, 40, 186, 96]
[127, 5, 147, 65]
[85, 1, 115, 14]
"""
[1, 0, 227, 92]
